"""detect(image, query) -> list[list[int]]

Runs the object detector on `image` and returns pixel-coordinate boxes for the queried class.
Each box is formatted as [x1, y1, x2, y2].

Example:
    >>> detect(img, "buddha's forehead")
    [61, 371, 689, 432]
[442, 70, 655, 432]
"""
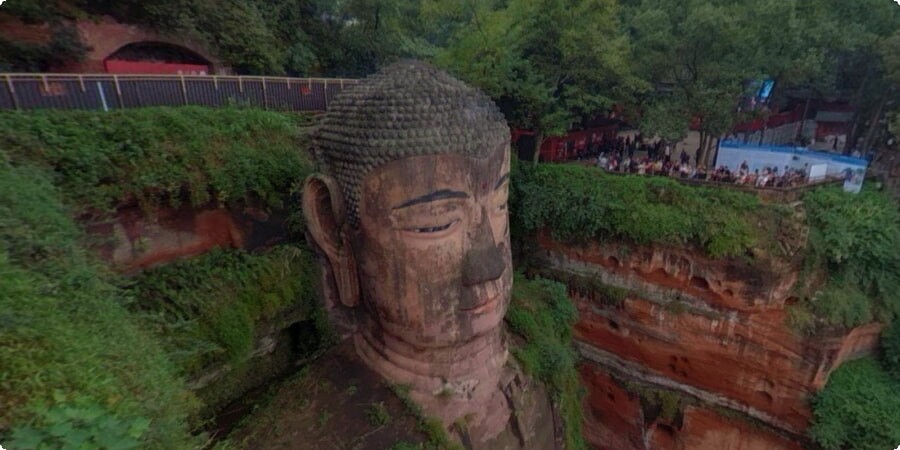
[359, 147, 508, 208]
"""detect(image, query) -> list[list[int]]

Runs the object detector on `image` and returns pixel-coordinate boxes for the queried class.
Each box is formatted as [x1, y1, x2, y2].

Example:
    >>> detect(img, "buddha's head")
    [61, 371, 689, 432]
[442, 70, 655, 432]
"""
[303, 61, 511, 363]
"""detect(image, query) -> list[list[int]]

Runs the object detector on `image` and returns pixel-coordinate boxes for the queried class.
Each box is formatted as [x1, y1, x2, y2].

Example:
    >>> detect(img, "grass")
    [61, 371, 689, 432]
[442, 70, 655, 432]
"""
[386, 384, 464, 450]
[506, 274, 587, 450]
[510, 162, 782, 258]
[0, 106, 313, 214]
[129, 245, 322, 376]
[621, 380, 684, 423]
[0, 107, 321, 448]
[0, 163, 200, 448]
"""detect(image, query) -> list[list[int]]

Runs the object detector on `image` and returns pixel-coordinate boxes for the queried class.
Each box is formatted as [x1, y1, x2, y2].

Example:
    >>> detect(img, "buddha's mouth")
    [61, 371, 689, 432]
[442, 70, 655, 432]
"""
[458, 292, 502, 314]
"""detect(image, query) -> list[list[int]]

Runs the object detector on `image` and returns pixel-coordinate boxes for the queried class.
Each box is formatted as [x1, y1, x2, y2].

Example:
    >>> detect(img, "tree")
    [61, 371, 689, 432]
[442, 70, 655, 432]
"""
[436, 0, 643, 162]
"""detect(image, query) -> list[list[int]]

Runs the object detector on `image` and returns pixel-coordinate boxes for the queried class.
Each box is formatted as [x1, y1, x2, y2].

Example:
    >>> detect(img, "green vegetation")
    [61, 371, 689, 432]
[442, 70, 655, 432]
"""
[621, 381, 684, 423]
[0, 107, 321, 447]
[810, 358, 900, 450]
[511, 162, 772, 258]
[0, 24, 88, 72]
[129, 245, 323, 376]
[528, 266, 629, 308]
[0, 107, 312, 214]
[0, 162, 199, 447]
[5, 1, 898, 157]
[386, 442, 421, 450]
[386, 384, 464, 450]
[790, 186, 900, 332]
[365, 402, 392, 427]
[882, 321, 900, 380]
[506, 274, 586, 450]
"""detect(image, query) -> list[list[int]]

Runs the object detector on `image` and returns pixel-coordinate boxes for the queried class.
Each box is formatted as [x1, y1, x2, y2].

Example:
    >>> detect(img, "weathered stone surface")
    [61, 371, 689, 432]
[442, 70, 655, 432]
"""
[534, 234, 882, 446]
[579, 362, 807, 450]
[652, 406, 804, 450]
[84, 202, 287, 272]
[304, 61, 556, 448]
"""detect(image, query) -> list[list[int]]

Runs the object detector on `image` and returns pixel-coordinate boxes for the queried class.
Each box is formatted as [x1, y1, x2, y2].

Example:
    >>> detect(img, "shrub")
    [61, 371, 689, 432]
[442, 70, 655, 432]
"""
[0, 163, 199, 447]
[801, 187, 900, 328]
[129, 245, 321, 375]
[365, 402, 391, 427]
[0, 107, 313, 214]
[809, 358, 900, 450]
[510, 163, 769, 258]
[507, 274, 586, 450]
[881, 321, 900, 380]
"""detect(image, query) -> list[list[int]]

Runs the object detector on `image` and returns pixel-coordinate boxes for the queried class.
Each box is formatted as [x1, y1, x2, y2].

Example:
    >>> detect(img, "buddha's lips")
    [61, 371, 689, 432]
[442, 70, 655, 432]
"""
[459, 292, 502, 314]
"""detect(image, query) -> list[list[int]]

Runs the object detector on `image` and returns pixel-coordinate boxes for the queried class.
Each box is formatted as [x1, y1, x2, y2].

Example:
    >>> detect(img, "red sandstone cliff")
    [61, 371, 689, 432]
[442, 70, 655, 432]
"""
[532, 233, 882, 450]
[83, 202, 289, 272]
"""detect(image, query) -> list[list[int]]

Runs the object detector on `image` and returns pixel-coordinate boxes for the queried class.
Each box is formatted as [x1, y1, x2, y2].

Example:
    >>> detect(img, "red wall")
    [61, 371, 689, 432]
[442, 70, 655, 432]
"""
[104, 60, 210, 75]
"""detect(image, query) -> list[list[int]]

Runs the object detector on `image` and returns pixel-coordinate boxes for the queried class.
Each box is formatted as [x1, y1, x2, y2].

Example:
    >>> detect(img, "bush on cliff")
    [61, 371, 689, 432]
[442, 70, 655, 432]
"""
[0, 163, 200, 448]
[510, 162, 771, 258]
[506, 274, 586, 450]
[810, 358, 900, 450]
[0, 107, 319, 447]
[882, 321, 900, 380]
[0, 107, 312, 213]
[130, 244, 326, 376]
[801, 187, 900, 329]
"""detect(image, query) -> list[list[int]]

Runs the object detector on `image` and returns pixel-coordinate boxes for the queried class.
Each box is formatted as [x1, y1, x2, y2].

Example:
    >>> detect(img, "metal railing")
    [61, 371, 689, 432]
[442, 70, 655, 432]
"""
[0, 73, 360, 112]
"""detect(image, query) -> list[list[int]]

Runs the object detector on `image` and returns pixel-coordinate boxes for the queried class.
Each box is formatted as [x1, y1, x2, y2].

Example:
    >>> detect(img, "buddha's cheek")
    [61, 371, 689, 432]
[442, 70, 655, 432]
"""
[359, 234, 466, 338]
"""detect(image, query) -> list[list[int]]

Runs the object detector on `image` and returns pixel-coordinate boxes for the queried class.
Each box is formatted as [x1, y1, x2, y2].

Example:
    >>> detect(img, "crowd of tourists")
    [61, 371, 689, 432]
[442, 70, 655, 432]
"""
[588, 135, 810, 188]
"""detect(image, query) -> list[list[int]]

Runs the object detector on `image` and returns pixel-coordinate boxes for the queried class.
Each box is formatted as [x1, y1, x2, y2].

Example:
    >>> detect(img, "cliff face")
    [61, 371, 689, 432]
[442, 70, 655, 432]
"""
[84, 201, 289, 271]
[531, 233, 882, 449]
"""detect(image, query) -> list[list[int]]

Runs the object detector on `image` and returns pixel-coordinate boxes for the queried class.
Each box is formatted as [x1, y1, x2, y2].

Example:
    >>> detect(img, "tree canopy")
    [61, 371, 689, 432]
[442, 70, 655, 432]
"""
[2, 0, 900, 152]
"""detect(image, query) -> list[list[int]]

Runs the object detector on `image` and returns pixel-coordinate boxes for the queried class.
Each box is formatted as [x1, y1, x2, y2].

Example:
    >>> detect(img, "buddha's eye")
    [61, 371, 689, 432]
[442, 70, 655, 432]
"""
[406, 219, 459, 234]
[496, 202, 507, 212]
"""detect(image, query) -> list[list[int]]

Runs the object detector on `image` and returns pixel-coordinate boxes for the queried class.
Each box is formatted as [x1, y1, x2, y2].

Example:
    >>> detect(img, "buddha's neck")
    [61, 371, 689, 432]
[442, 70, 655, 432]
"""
[354, 317, 508, 396]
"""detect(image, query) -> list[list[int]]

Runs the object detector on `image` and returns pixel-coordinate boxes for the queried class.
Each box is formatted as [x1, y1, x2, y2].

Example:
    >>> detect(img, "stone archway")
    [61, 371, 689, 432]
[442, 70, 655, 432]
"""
[72, 16, 227, 74]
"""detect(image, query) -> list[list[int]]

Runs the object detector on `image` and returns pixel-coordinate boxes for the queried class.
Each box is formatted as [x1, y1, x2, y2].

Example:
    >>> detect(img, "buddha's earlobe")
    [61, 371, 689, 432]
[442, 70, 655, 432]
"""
[302, 175, 360, 308]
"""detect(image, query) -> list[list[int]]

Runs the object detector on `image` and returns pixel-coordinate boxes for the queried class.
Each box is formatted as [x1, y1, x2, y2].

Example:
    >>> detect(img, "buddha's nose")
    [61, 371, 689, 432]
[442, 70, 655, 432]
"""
[462, 209, 505, 286]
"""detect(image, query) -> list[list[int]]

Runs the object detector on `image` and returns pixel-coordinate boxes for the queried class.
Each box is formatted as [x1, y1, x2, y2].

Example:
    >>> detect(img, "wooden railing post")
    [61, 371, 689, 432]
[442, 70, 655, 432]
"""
[324, 79, 329, 109]
[262, 77, 268, 110]
[113, 75, 124, 109]
[5, 75, 19, 110]
[180, 75, 188, 105]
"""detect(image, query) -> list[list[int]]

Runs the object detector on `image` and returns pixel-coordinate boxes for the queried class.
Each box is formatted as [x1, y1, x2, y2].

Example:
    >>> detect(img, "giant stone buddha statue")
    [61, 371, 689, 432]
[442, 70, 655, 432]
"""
[303, 61, 557, 449]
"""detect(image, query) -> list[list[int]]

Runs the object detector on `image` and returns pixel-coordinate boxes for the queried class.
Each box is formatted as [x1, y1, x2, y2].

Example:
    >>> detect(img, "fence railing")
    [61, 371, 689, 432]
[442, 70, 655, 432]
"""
[0, 73, 360, 112]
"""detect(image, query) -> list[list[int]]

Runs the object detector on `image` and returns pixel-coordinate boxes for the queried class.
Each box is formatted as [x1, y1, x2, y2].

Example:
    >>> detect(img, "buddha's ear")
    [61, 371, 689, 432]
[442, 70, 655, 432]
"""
[302, 174, 360, 308]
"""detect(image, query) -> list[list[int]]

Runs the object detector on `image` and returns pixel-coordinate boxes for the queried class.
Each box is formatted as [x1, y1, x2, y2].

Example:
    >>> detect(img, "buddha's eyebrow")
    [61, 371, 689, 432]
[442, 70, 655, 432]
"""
[495, 172, 510, 189]
[393, 189, 469, 209]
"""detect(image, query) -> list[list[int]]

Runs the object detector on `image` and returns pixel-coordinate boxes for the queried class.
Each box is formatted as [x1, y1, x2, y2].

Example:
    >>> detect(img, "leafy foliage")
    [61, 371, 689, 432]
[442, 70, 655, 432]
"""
[435, 0, 643, 156]
[881, 321, 900, 381]
[510, 162, 769, 257]
[0, 163, 199, 447]
[621, 381, 684, 423]
[129, 245, 322, 376]
[801, 187, 900, 327]
[0, 107, 322, 448]
[809, 358, 900, 450]
[9, 397, 150, 450]
[506, 274, 586, 450]
[0, 107, 312, 214]
[385, 384, 464, 450]
[0, 24, 89, 72]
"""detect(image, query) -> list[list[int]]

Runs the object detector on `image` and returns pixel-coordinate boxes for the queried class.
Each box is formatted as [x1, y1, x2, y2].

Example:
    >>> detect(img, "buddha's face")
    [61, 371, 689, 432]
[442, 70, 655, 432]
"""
[352, 145, 511, 348]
